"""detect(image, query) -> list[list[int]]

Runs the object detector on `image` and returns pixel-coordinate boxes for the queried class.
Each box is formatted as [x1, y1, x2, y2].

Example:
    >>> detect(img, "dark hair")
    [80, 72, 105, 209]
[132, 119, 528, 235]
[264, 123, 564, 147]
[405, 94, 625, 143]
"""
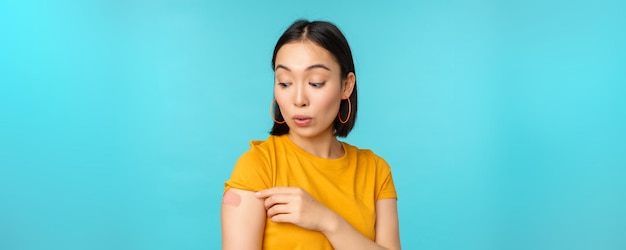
[270, 19, 358, 138]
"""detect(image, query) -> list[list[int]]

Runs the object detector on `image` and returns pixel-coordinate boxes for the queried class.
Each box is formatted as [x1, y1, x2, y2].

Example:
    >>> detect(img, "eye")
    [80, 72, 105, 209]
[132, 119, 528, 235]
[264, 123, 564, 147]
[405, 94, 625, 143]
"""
[309, 82, 325, 88]
[277, 82, 291, 88]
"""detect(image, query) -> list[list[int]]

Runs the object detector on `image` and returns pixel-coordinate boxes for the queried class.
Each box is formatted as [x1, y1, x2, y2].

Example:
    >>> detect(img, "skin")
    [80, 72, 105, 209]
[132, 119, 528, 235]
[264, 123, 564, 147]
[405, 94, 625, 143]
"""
[221, 40, 401, 250]
[222, 190, 241, 207]
[273, 39, 352, 159]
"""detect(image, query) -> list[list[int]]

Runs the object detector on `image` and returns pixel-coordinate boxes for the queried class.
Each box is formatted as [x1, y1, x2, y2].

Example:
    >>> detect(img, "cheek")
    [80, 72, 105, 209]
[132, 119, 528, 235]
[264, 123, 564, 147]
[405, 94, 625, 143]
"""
[317, 96, 342, 118]
[274, 95, 288, 113]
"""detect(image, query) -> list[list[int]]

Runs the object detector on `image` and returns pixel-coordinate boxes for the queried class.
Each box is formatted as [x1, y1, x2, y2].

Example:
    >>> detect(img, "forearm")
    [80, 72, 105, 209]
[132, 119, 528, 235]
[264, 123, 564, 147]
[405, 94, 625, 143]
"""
[321, 213, 389, 250]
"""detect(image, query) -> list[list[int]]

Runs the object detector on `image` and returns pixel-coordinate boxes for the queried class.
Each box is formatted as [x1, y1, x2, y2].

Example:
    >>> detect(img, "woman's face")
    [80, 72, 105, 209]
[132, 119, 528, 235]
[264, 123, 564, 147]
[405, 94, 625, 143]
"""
[274, 40, 354, 139]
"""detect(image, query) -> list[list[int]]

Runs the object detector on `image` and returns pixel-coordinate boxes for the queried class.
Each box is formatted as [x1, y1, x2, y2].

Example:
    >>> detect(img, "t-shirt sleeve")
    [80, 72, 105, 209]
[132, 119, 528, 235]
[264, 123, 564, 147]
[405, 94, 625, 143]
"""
[375, 156, 398, 200]
[224, 146, 272, 192]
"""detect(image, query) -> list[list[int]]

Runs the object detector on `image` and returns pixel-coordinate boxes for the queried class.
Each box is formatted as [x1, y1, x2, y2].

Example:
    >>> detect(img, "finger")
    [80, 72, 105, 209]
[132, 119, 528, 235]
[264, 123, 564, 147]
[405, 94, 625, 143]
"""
[263, 194, 292, 210]
[255, 186, 298, 198]
[269, 213, 293, 224]
[266, 203, 291, 218]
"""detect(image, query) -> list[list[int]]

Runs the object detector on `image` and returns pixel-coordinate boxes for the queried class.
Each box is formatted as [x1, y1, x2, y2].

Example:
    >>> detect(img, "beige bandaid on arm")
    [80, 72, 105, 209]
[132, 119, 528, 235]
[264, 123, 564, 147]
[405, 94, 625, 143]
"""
[221, 188, 266, 250]
[222, 190, 242, 207]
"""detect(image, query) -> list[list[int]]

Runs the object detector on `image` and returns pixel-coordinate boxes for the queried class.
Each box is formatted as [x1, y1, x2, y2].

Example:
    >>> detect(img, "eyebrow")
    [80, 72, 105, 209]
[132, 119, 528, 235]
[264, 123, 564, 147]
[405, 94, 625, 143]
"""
[275, 64, 331, 72]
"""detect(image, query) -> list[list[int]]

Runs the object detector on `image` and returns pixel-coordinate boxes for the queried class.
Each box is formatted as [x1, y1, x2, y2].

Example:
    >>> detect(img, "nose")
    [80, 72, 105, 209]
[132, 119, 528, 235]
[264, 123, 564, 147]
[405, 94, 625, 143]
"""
[293, 83, 308, 107]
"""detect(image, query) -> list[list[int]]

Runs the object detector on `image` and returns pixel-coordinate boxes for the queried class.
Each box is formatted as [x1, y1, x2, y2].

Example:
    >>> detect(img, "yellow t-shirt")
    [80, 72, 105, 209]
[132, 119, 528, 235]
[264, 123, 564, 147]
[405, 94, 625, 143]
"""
[224, 135, 397, 249]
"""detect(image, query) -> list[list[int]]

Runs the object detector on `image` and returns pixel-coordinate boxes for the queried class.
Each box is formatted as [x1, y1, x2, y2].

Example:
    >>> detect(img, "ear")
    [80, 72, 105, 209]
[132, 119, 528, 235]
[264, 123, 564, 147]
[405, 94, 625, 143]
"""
[341, 72, 356, 99]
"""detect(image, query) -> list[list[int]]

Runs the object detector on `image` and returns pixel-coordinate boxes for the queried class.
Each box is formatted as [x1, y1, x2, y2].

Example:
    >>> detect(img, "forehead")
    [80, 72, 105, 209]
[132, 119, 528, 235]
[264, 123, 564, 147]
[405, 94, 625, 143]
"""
[275, 40, 338, 71]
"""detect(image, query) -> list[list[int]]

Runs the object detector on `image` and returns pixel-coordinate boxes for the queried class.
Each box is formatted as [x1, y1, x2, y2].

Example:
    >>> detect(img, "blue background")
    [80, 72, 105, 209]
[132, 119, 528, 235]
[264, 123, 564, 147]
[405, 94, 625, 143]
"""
[1, 0, 625, 249]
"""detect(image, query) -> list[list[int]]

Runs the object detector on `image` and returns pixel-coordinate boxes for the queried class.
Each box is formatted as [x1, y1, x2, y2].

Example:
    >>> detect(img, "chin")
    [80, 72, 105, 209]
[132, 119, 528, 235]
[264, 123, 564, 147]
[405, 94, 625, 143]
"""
[289, 126, 332, 139]
[289, 129, 319, 139]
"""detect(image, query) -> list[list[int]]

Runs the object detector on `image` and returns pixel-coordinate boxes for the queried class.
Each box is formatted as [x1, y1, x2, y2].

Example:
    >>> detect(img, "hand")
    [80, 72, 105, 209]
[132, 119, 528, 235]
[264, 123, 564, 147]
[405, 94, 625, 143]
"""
[256, 187, 336, 232]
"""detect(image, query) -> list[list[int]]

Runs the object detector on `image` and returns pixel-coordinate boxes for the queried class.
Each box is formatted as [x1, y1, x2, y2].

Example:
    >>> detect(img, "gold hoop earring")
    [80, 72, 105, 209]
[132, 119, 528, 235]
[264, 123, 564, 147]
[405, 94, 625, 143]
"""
[270, 99, 286, 124]
[338, 98, 351, 124]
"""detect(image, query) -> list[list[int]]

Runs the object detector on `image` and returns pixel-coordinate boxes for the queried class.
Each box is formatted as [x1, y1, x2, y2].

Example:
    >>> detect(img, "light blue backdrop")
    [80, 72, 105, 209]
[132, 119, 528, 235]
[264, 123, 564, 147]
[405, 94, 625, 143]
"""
[1, 0, 625, 249]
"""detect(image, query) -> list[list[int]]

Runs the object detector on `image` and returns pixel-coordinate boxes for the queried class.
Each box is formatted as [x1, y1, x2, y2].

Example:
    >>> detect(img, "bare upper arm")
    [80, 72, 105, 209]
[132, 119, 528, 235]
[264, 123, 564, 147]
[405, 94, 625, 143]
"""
[375, 198, 401, 250]
[221, 188, 266, 250]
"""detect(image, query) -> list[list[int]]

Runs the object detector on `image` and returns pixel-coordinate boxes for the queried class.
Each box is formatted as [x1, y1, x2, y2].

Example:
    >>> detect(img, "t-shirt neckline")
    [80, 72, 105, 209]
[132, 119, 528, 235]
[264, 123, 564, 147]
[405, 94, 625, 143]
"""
[278, 135, 350, 167]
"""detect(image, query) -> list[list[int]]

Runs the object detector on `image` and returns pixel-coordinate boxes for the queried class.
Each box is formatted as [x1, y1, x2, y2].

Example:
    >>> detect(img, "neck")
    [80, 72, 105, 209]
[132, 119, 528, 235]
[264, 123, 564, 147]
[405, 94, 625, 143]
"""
[287, 130, 344, 159]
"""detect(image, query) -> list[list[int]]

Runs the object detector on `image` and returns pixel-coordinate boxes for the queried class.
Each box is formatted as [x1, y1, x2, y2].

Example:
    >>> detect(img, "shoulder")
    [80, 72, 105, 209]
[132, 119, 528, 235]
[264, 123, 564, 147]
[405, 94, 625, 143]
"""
[226, 136, 278, 191]
[344, 142, 392, 170]
[344, 142, 397, 199]
[235, 136, 276, 165]
[244, 135, 280, 153]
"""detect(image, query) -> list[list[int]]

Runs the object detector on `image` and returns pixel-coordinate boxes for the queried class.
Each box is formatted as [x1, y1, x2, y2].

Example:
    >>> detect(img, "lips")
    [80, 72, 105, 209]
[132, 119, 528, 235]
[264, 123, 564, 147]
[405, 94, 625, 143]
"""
[293, 115, 312, 127]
